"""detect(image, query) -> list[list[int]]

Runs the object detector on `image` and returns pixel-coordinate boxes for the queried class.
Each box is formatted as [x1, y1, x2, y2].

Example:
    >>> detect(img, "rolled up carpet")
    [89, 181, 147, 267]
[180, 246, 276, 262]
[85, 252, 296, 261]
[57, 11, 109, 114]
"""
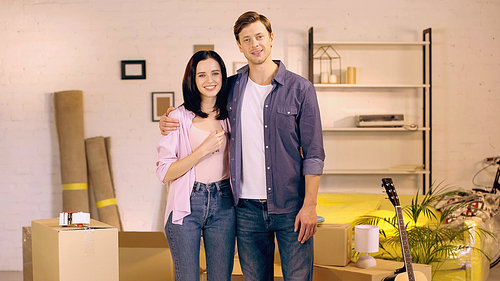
[104, 137, 123, 230]
[54, 90, 89, 212]
[85, 136, 122, 230]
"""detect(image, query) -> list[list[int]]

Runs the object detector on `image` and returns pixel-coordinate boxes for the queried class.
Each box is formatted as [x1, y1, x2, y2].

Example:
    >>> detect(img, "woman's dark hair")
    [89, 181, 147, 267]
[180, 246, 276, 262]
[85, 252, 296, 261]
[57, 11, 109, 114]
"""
[182, 50, 228, 120]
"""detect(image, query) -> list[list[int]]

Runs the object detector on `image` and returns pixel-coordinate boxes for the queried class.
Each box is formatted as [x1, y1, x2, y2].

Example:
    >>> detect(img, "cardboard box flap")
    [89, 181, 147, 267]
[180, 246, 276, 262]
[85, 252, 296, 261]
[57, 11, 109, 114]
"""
[313, 259, 432, 281]
[119, 231, 174, 281]
[119, 231, 169, 248]
[32, 218, 115, 231]
[318, 223, 351, 229]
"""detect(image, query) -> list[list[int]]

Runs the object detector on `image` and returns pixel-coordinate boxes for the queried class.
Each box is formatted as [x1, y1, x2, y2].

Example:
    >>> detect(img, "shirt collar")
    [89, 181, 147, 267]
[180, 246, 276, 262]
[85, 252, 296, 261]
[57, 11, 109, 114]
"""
[272, 60, 286, 86]
[236, 60, 286, 86]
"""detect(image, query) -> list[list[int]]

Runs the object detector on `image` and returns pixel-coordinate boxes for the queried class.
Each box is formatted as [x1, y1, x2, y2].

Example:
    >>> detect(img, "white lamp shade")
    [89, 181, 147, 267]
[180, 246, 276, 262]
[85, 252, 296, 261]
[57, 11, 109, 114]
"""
[355, 225, 379, 253]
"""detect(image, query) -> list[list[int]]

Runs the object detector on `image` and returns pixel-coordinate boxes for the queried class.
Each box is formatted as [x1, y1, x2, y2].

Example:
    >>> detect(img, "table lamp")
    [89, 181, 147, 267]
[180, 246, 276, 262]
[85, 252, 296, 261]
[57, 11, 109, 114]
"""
[355, 225, 379, 268]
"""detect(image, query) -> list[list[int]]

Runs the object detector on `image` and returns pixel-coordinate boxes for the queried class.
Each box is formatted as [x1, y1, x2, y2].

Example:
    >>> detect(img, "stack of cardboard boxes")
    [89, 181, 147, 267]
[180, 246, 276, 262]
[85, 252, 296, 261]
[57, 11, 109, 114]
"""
[28, 218, 176, 281]
[312, 223, 432, 281]
[231, 223, 431, 281]
[229, 224, 352, 280]
[26, 219, 430, 281]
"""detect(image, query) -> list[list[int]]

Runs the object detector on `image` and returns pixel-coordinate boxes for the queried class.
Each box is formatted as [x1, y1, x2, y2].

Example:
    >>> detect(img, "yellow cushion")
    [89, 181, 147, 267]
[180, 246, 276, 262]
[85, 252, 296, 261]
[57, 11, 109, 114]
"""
[317, 201, 380, 224]
[365, 210, 398, 235]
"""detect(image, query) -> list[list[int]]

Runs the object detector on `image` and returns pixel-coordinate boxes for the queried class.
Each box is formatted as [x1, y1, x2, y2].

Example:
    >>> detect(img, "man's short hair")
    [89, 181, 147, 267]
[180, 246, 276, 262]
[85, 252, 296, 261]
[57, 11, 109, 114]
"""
[233, 11, 272, 42]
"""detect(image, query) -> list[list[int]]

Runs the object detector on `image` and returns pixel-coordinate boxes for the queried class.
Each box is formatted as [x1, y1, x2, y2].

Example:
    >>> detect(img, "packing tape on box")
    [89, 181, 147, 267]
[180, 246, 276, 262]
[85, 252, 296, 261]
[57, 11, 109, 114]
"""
[62, 183, 88, 190]
[96, 198, 117, 208]
[84, 227, 95, 257]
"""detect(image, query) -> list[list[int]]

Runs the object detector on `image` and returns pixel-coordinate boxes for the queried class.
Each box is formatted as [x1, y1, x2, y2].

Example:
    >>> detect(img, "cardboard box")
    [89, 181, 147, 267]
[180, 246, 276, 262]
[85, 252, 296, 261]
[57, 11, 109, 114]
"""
[314, 224, 352, 266]
[32, 218, 118, 281]
[119, 231, 174, 281]
[23, 226, 32, 281]
[119, 231, 206, 281]
[313, 259, 432, 281]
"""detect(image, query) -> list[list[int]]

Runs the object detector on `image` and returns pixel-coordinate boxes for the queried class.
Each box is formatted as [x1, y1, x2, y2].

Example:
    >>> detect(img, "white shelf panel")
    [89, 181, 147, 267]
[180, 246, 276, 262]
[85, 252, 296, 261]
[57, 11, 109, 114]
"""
[322, 127, 430, 132]
[323, 169, 430, 175]
[314, 41, 430, 46]
[314, 84, 430, 88]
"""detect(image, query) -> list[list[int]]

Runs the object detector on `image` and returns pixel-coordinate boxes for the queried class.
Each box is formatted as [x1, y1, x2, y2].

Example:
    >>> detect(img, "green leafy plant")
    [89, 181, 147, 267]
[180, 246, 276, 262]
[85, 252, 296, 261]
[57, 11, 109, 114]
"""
[353, 181, 496, 277]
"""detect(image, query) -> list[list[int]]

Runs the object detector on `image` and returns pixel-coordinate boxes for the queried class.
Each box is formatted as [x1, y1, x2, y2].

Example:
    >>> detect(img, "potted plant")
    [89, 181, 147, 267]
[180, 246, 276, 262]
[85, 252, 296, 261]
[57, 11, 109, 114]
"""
[352, 182, 497, 280]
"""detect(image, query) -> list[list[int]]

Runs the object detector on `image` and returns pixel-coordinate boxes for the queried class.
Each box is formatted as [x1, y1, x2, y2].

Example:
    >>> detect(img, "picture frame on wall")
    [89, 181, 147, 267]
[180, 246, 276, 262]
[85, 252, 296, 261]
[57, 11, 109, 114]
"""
[152, 92, 174, 122]
[233, 61, 247, 74]
[121, 60, 146, 79]
[193, 44, 214, 53]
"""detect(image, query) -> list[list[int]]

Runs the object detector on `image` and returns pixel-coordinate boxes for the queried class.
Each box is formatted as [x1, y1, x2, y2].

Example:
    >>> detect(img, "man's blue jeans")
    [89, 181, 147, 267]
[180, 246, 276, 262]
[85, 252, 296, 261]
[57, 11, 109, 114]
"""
[165, 179, 235, 281]
[236, 199, 314, 281]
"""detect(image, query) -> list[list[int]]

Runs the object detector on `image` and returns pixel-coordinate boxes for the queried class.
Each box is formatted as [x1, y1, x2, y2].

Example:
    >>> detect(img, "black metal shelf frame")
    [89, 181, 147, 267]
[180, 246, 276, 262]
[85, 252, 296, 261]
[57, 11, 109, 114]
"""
[308, 27, 433, 194]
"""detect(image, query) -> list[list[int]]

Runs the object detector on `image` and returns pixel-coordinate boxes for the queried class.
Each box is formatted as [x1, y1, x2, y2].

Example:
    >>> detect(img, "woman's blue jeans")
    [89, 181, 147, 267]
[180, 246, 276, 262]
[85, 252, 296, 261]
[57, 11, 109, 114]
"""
[165, 179, 235, 281]
[236, 199, 314, 281]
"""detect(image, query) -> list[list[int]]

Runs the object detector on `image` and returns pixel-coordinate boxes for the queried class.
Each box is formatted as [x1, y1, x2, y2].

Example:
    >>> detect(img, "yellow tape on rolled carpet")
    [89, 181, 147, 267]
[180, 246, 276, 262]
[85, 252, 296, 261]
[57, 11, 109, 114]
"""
[62, 183, 88, 190]
[96, 198, 117, 208]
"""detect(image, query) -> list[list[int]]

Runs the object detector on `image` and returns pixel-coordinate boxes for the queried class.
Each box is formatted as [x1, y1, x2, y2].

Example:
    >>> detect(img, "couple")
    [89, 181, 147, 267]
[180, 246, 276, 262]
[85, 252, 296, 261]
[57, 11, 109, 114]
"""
[156, 11, 325, 281]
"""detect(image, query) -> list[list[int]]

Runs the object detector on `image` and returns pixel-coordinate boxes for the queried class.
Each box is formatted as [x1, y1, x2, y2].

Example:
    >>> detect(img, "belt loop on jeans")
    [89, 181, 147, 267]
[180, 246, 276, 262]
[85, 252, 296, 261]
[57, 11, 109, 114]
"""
[214, 181, 221, 192]
[193, 181, 203, 192]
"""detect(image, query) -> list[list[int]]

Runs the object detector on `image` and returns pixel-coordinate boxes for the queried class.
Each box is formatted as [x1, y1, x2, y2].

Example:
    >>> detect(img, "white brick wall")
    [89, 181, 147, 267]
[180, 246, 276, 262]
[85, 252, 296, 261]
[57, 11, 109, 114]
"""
[1, 0, 499, 270]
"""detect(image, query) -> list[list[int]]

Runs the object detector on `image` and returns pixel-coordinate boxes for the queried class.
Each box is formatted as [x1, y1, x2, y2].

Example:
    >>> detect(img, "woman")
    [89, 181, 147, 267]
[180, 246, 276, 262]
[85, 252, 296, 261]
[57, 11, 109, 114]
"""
[156, 50, 234, 281]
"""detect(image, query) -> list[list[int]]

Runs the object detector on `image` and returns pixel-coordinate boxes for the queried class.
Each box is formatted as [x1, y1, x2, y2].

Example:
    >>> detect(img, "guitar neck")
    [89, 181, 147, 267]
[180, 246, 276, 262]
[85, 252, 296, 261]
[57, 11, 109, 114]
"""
[395, 206, 415, 281]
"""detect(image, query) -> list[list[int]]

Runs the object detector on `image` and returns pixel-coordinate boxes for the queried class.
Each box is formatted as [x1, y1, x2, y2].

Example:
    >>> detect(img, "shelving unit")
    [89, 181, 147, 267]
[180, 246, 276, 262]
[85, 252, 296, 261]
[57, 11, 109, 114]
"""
[309, 27, 432, 194]
[322, 127, 429, 132]
[314, 84, 430, 88]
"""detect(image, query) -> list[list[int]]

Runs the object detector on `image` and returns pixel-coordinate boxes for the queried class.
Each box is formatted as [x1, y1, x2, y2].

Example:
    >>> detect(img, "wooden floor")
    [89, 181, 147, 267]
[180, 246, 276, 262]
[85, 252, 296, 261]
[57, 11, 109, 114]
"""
[489, 264, 500, 280]
[2, 266, 500, 281]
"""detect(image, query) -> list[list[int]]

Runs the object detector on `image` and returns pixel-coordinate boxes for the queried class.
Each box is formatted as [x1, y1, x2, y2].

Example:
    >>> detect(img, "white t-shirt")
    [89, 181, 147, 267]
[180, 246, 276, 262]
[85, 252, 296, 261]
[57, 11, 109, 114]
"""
[240, 77, 273, 199]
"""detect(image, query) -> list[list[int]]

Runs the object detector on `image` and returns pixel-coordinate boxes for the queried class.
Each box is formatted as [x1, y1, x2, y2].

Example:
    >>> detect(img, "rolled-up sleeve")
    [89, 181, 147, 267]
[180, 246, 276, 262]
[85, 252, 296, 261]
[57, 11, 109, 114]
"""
[300, 83, 325, 176]
[156, 132, 180, 184]
[156, 110, 185, 184]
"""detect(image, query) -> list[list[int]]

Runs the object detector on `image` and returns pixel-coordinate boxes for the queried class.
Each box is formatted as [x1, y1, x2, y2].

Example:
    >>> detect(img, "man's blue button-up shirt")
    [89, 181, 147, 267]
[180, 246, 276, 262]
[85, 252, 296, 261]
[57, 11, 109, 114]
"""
[227, 61, 325, 214]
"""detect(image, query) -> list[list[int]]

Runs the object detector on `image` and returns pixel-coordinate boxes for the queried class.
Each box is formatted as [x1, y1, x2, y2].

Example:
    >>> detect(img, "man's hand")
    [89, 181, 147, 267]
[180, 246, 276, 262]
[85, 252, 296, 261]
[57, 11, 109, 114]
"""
[159, 107, 179, 135]
[294, 174, 320, 243]
[294, 204, 317, 244]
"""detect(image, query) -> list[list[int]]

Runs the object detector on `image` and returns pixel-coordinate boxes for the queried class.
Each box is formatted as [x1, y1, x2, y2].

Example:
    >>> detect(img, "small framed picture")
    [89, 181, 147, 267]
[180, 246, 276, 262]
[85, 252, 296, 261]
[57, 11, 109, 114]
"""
[121, 60, 146, 79]
[152, 92, 174, 122]
[233, 61, 247, 74]
[193, 44, 214, 53]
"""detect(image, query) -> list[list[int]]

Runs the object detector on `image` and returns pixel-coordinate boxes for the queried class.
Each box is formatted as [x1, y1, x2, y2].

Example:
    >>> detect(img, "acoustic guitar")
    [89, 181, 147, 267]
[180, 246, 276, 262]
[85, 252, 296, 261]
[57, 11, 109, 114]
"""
[382, 178, 428, 281]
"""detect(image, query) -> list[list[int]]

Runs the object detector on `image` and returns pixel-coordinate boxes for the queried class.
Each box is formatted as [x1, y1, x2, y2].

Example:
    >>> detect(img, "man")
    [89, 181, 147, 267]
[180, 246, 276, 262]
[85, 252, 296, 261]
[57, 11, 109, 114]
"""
[160, 11, 324, 281]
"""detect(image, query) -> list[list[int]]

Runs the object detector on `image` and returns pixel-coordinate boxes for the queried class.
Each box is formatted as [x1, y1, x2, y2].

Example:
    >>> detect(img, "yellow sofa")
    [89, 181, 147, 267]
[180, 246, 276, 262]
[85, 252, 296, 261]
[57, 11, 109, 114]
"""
[316, 193, 491, 281]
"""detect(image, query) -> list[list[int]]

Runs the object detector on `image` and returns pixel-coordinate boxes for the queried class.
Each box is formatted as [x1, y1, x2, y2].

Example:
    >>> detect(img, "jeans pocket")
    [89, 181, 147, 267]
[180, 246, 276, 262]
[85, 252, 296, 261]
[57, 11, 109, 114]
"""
[218, 185, 234, 209]
[218, 183, 233, 199]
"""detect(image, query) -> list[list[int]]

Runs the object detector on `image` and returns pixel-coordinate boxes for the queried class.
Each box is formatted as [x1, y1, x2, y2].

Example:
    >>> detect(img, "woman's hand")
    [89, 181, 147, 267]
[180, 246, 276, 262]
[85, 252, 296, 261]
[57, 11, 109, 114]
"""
[161, 129, 225, 184]
[197, 130, 224, 156]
